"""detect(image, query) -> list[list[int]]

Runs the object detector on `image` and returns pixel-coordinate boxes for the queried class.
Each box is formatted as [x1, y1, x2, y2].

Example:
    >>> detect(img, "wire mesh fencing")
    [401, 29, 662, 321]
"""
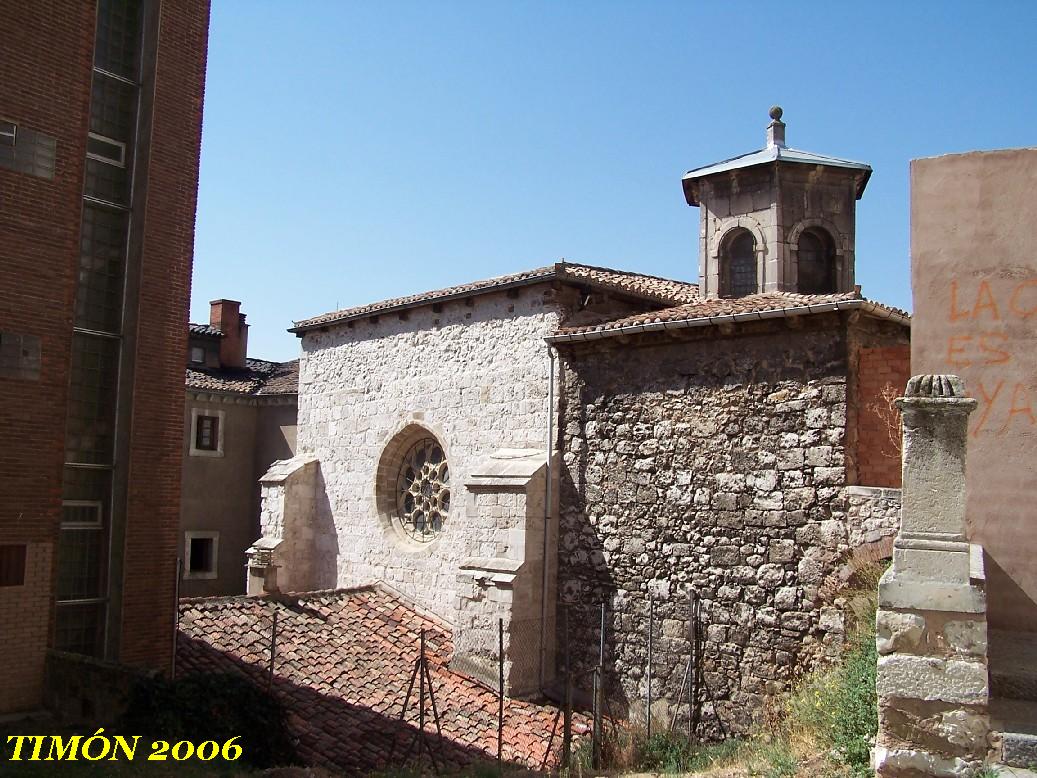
[555, 587, 729, 767]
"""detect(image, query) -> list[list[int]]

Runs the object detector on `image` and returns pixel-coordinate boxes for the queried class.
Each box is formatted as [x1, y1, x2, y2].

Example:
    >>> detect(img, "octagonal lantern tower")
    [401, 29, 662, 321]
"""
[682, 107, 872, 300]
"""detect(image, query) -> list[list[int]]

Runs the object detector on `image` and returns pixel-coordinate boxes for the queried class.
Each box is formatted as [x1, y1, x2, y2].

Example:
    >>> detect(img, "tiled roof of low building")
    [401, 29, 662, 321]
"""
[177, 585, 583, 773]
[547, 290, 910, 343]
[258, 359, 300, 396]
[290, 262, 699, 333]
[186, 358, 299, 396]
[188, 322, 223, 337]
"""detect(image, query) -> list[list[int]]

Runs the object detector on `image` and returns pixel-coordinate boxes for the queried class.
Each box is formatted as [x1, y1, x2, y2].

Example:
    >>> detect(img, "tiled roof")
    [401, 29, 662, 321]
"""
[290, 262, 699, 333]
[258, 359, 300, 396]
[188, 322, 223, 337]
[186, 358, 299, 396]
[547, 291, 909, 343]
[177, 586, 584, 773]
[560, 263, 699, 305]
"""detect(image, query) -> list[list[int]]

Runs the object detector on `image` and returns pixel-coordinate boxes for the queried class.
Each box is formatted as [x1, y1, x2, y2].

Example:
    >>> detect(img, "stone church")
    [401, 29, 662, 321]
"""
[250, 109, 910, 732]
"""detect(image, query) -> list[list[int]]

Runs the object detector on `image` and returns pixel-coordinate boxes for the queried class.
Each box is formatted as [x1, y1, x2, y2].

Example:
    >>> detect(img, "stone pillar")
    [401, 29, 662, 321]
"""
[875, 375, 991, 776]
[248, 453, 323, 594]
[451, 449, 556, 698]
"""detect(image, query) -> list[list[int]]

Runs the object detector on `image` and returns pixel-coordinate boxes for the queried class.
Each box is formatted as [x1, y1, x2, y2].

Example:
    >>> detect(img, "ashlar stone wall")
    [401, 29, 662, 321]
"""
[296, 286, 562, 623]
[555, 317, 869, 734]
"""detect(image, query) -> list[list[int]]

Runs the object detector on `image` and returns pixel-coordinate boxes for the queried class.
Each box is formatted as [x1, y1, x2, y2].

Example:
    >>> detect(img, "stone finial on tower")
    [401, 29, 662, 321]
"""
[766, 105, 786, 149]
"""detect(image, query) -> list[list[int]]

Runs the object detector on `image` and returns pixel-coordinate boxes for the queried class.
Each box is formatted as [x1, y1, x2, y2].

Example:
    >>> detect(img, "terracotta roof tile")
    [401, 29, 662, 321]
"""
[560, 263, 699, 305]
[549, 291, 909, 341]
[188, 322, 223, 337]
[291, 262, 699, 333]
[186, 358, 299, 396]
[177, 586, 585, 774]
[257, 359, 300, 396]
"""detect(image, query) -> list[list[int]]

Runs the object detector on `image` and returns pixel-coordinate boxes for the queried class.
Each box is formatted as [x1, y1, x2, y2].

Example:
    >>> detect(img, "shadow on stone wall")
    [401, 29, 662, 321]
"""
[311, 466, 339, 590]
[553, 325, 855, 737]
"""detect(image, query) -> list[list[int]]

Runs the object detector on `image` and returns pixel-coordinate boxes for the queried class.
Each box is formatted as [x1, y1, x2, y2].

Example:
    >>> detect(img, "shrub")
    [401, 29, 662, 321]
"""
[119, 672, 297, 769]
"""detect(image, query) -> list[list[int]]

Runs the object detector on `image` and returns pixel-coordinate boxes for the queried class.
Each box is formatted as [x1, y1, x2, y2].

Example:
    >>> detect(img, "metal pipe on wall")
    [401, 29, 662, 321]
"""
[538, 345, 556, 692]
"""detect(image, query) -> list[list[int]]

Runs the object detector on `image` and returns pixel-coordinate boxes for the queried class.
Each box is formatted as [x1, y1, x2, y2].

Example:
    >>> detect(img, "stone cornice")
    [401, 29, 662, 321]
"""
[185, 389, 297, 407]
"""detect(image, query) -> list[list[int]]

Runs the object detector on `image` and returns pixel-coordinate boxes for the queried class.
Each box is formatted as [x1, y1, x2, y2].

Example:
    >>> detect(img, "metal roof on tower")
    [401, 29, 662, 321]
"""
[682, 106, 872, 205]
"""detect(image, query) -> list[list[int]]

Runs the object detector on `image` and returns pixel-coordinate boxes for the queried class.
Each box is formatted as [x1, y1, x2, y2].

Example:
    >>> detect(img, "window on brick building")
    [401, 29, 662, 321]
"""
[190, 346, 205, 364]
[86, 132, 126, 167]
[54, 500, 106, 657]
[184, 532, 218, 580]
[0, 120, 15, 147]
[0, 544, 27, 587]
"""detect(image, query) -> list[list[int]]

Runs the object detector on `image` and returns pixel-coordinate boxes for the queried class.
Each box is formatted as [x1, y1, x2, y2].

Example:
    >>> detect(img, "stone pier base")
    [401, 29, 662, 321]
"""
[874, 376, 993, 776]
[875, 546, 991, 776]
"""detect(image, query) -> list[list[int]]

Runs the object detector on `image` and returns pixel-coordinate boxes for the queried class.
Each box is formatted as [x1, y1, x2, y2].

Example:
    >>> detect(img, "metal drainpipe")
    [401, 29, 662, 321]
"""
[539, 345, 556, 693]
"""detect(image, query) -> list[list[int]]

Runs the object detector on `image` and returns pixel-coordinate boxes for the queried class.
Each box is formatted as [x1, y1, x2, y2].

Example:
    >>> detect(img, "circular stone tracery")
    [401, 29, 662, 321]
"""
[395, 437, 450, 542]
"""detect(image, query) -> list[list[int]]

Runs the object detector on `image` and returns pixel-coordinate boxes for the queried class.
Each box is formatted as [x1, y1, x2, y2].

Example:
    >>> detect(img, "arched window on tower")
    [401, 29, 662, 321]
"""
[797, 228, 837, 294]
[720, 229, 757, 298]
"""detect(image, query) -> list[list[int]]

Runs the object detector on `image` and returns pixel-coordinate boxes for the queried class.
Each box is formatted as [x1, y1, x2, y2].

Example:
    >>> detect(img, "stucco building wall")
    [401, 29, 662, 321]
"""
[910, 148, 1037, 631]
[180, 398, 258, 597]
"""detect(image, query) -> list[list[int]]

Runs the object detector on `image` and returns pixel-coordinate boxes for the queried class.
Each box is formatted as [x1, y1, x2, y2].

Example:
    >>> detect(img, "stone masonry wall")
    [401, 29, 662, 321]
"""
[845, 485, 901, 551]
[297, 286, 562, 622]
[556, 319, 863, 734]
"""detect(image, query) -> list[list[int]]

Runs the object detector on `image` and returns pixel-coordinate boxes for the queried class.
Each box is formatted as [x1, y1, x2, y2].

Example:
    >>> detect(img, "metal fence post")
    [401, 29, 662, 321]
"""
[689, 589, 698, 741]
[562, 605, 572, 768]
[647, 592, 654, 741]
[418, 628, 426, 774]
[592, 602, 605, 769]
[268, 609, 278, 691]
[172, 557, 182, 680]
[498, 617, 504, 773]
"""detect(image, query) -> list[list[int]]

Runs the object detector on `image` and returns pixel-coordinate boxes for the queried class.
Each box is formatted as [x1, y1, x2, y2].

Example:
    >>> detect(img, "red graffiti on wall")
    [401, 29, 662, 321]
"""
[946, 279, 1037, 437]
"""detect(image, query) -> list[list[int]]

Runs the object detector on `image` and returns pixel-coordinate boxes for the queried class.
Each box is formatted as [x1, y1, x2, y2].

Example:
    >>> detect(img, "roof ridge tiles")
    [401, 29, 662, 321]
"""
[547, 291, 910, 343]
[290, 261, 699, 333]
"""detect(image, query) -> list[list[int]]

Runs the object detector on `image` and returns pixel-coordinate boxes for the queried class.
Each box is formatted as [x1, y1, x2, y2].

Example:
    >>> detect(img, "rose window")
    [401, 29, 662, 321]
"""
[395, 438, 450, 542]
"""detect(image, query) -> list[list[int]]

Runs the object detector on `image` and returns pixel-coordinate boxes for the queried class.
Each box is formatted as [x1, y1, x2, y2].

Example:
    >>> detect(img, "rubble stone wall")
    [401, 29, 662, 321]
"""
[845, 485, 902, 550]
[556, 318, 866, 733]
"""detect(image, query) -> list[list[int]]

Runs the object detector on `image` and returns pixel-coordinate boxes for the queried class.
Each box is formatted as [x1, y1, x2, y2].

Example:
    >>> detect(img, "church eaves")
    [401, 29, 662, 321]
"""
[545, 290, 909, 344]
[289, 262, 700, 334]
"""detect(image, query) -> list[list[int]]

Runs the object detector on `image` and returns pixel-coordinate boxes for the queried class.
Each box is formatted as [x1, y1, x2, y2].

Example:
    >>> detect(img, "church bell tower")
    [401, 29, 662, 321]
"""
[682, 107, 872, 299]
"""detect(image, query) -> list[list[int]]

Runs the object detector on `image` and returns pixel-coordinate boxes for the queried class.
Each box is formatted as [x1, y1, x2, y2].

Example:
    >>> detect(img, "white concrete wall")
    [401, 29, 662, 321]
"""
[297, 287, 561, 621]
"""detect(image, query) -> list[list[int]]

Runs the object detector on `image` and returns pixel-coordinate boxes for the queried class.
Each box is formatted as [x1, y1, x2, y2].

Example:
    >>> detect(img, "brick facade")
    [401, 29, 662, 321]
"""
[855, 345, 911, 487]
[121, 0, 210, 666]
[0, 0, 209, 712]
[0, 0, 97, 713]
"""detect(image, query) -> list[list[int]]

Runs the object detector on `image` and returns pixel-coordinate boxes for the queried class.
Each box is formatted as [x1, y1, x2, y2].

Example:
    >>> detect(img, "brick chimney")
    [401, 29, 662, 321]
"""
[209, 299, 248, 368]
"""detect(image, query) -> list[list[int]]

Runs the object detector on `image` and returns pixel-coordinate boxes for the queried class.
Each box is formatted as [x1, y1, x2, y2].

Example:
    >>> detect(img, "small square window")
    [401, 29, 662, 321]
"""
[0, 120, 15, 147]
[0, 545, 27, 587]
[190, 346, 205, 364]
[184, 532, 218, 580]
[189, 408, 224, 457]
[195, 415, 219, 451]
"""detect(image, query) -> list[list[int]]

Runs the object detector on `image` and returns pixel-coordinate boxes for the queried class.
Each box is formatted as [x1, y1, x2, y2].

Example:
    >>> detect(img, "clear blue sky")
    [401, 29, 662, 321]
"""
[191, 1, 1037, 363]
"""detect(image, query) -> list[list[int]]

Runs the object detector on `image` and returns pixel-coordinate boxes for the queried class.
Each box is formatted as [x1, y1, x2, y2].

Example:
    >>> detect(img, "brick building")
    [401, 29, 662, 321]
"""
[0, 0, 209, 714]
[248, 109, 909, 733]
[181, 299, 298, 597]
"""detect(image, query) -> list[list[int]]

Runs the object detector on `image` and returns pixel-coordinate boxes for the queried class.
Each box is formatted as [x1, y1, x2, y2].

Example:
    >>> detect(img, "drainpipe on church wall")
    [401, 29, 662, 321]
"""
[539, 345, 556, 693]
